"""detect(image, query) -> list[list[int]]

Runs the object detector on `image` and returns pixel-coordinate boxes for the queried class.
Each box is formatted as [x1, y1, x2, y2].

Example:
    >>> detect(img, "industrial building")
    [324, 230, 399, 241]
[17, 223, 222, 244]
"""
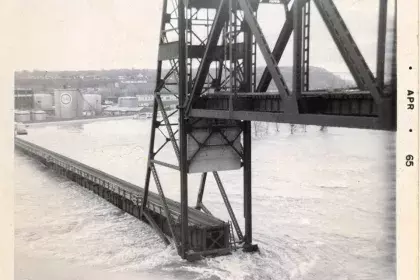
[14, 88, 34, 110]
[14, 87, 177, 122]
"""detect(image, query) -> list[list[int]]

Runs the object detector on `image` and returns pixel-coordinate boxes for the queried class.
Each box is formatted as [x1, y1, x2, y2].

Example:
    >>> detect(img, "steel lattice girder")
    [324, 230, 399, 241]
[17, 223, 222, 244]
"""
[158, 42, 246, 61]
[185, 0, 231, 115]
[312, 0, 382, 102]
[185, 0, 396, 130]
[189, 90, 396, 130]
[190, 108, 383, 130]
[256, 4, 294, 92]
[144, 0, 396, 262]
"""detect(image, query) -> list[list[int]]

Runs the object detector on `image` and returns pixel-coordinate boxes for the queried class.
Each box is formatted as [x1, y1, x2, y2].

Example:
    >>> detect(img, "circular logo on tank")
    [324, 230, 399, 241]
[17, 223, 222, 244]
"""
[61, 93, 72, 105]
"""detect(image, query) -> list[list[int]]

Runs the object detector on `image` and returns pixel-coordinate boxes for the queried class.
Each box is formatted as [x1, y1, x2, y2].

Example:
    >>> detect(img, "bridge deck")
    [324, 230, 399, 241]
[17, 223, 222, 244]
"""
[15, 137, 232, 258]
[191, 90, 395, 130]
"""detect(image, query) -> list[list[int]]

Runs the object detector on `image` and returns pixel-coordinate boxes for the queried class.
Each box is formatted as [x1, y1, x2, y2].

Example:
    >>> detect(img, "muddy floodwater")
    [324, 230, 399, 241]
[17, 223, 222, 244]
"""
[15, 118, 396, 280]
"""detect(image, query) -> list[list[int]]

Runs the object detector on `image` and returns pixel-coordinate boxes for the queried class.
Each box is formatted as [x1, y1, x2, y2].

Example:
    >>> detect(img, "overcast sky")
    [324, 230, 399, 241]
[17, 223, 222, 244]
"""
[14, 0, 395, 77]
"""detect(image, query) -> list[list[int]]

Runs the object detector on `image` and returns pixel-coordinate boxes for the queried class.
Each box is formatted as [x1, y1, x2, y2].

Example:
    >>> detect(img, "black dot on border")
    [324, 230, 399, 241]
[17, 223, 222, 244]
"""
[409, 129, 413, 132]
[409, 66, 413, 70]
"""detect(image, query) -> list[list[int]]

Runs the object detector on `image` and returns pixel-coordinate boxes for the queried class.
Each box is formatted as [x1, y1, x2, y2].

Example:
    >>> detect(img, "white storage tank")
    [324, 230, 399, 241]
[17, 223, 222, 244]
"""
[33, 93, 54, 110]
[15, 110, 31, 122]
[54, 89, 84, 119]
[31, 110, 47, 121]
[118, 96, 138, 108]
[83, 94, 102, 113]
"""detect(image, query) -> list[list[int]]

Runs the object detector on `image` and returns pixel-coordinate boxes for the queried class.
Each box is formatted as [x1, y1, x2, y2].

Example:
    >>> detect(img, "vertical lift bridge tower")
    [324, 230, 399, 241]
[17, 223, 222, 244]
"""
[140, 0, 396, 260]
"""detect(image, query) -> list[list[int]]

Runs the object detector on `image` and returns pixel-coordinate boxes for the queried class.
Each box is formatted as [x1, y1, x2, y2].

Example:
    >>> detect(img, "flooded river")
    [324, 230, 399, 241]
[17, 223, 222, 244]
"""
[15, 118, 396, 280]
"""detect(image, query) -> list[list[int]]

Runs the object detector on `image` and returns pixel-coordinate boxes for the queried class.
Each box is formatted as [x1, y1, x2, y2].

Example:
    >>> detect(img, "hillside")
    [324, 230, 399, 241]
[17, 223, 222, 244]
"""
[14, 66, 354, 97]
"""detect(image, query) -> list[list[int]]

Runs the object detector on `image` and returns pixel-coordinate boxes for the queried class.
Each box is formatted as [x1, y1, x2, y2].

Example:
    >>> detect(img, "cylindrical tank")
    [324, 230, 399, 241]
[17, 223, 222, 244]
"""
[83, 94, 102, 113]
[15, 110, 31, 122]
[33, 93, 54, 110]
[118, 96, 138, 108]
[31, 110, 47, 121]
[54, 89, 84, 119]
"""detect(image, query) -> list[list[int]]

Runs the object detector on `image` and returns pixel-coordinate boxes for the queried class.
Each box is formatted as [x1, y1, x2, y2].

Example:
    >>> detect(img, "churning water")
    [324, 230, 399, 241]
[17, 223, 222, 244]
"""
[15, 118, 396, 280]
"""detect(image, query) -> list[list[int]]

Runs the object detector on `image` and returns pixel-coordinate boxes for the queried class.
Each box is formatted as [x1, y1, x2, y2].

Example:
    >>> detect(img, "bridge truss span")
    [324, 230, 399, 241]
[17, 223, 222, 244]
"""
[144, 0, 396, 260]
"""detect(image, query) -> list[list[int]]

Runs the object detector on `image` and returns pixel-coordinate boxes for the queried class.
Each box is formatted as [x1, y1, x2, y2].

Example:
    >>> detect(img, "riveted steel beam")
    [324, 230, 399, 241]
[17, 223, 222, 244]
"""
[158, 43, 245, 61]
[150, 163, 180, 249]
[256, 3, 294, 92]
[143, 210, 171, 245]
[376, 0, 388, 91]
[313, 0, 382, 103]
[213, 171, 244, 241]
[185, 0, 230, 116]
[178, 0, 190, 259]
[195, 172, 207, 210]
[237, 0, 298, 114]
[141, 0, 169, 220]
[293, 0, 305, 99]
[189, 108, 393, 130]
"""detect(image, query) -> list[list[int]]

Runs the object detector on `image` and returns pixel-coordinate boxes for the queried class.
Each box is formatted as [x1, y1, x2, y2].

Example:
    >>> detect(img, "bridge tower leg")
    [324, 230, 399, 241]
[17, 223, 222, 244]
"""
[142, 0, 272, 259]
[243, 10, 257, 251]
[177, 0, 189, 258]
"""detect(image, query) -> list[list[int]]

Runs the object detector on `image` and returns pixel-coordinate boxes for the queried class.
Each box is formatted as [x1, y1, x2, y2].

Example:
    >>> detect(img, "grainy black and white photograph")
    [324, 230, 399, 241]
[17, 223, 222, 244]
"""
[10, 0, 399, 279]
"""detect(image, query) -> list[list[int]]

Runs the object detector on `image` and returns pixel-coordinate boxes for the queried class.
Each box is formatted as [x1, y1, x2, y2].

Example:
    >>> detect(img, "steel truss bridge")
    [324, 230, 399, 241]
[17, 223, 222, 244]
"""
[16, 0, 397, 262]
[143, 0, 396, 260]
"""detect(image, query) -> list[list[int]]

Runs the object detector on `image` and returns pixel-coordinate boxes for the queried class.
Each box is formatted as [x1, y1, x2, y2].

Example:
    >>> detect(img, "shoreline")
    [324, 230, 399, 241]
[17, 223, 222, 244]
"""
[24, 115, 138, 127]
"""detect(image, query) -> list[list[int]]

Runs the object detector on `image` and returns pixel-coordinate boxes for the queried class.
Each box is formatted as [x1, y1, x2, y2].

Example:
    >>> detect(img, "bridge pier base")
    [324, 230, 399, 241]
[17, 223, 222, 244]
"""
[243, 243, 259, 253]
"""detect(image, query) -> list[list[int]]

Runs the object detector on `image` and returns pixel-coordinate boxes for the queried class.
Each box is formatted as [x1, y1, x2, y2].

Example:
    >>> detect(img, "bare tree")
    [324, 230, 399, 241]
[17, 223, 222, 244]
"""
[253, 122, 268, 138]
[253, 122, 259, 137]
[290, 124, 296, 134]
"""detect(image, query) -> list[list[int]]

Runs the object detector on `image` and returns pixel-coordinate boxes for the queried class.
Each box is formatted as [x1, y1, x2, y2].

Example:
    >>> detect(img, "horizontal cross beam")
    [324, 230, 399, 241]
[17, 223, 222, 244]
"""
[189, 109, 391, 130]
